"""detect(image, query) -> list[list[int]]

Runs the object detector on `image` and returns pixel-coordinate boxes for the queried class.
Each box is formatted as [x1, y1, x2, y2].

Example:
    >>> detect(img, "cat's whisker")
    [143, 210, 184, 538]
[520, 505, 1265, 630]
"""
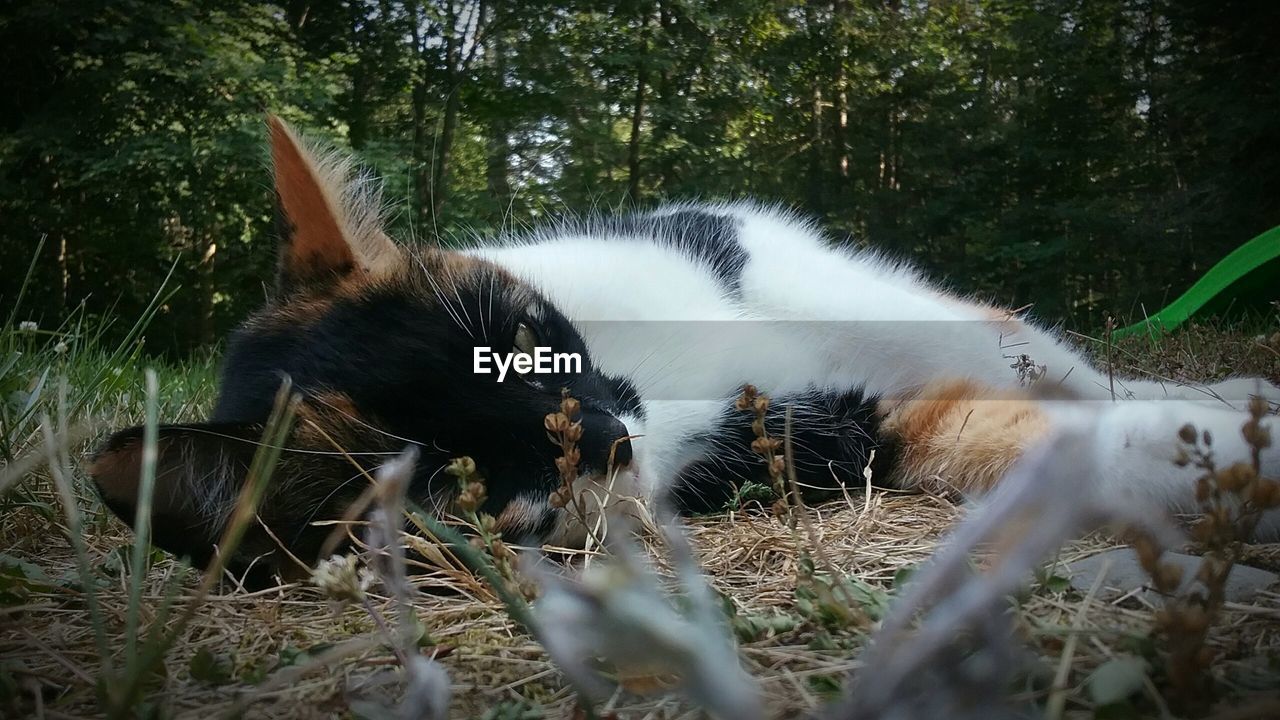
[290, 466, 382, 550]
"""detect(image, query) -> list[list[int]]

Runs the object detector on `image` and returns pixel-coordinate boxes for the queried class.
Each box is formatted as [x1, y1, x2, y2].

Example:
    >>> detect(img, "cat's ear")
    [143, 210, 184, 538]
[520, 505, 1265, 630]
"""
[267, 115, 402, 294]
[88, 423, 264, 570]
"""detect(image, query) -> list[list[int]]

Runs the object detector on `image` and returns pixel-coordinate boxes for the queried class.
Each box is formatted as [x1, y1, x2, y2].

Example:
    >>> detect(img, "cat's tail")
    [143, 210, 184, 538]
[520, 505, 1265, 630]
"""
[877, 378, 1280, 540]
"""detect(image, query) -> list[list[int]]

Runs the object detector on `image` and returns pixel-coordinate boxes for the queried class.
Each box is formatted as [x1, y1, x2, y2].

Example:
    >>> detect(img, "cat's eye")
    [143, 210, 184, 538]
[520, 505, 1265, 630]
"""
[513, 321, 540, 360]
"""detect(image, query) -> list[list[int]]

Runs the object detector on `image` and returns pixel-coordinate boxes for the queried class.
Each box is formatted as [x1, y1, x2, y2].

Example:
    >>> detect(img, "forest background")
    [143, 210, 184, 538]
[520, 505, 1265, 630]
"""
[3, 0, 1278, 354]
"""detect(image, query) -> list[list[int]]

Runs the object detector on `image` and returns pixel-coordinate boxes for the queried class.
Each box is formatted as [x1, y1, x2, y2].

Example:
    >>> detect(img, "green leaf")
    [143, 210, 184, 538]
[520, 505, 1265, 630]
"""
[0, 553, 53, 605]
[188, 647, 233, 685]
[1041, 573, 1072, 593]
[276, 642, 334, 668]
[892, 565, 918, 589]
[1086, 656, 1149, 706]
[480, 700, 544, 720]
[807, 674, 843, 697]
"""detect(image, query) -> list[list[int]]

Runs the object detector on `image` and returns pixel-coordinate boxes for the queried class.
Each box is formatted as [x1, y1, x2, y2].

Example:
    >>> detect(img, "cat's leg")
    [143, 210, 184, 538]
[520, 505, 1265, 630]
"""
[1054, 397, 1280, 538]
[879, 379, 1280, 539]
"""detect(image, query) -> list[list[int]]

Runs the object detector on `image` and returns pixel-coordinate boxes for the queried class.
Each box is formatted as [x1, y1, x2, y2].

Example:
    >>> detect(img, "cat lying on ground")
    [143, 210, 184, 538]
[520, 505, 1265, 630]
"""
[90, 117, 1280, 583]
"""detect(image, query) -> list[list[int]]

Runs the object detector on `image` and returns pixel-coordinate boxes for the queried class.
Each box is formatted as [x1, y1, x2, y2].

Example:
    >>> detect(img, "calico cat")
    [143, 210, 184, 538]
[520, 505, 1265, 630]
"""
[90, 118, 1280, 582]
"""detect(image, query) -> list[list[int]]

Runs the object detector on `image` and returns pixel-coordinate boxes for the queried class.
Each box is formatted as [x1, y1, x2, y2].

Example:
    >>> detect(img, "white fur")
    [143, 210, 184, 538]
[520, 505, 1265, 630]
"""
[466, 201, 1280, 536]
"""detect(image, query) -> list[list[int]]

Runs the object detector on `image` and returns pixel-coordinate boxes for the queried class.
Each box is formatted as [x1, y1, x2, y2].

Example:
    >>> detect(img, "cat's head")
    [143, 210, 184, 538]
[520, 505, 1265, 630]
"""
[89, 117, 638, 582]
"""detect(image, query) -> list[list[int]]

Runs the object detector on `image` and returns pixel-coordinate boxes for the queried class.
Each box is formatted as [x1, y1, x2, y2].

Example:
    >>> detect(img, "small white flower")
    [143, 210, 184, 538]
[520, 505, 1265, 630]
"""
[111, 367, 123, 377]
[312, 554, 372, 604]
[54, 341, 69, 354]
[18, 321, 37, 333]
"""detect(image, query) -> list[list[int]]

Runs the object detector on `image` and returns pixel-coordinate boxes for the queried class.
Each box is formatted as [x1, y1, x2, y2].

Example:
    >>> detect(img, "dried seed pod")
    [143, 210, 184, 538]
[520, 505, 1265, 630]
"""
[1251, 478, 1279, 508]
[456, 491, 479, 513]
[1182, 605, 1209, 634]
[769, 456, 786, 476]
[560, 396, 581, 419]
[1195, 476, 1211, 504]
[490, 539, 514, 562]
[1154, 562, 1184, 594]
[549, 488, 569, 509]
[1195, 557, 1221, 586]
[751, 437, 780, 456]
[446, 455, 478, 478]
[1243, 421, 1272, 450]
[1132, 533, 1163, 574]
[1247, 394, 1268, 420]
[1191, 516, 1214, 543]
[545, 412, 571, 434]
[1216, 462, 1256, 492]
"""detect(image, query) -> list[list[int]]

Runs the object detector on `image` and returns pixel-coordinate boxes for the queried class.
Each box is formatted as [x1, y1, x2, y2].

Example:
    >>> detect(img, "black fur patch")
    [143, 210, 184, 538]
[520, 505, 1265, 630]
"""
[602, 209, 747, 294]
[669, 388, 897, 514]
[603, 373, 645, 421]
[214, 268, 636, 527]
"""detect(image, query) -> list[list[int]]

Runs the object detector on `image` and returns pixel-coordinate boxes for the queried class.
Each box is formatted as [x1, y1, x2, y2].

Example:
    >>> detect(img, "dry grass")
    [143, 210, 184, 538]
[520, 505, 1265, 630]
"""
[2, 320, 1279, 719]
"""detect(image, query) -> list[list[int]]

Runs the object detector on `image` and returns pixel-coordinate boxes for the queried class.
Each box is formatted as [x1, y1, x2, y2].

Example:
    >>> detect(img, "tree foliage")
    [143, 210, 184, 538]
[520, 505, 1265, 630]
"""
[3, 0, 1277, 352]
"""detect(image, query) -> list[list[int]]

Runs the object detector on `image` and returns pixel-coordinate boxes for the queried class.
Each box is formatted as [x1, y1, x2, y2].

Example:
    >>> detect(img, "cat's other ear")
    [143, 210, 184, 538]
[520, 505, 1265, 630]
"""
[88, 423, 264, 571]
[267, 115, 402, 294]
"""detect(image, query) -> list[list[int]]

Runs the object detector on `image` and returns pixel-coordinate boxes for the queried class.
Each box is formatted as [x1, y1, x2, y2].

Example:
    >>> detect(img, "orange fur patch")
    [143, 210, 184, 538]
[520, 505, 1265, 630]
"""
[878, 379, 1049, 495]
[269, 116, 358, 284]
[88, 439, 144, 502]
[292, 391, 368, 450]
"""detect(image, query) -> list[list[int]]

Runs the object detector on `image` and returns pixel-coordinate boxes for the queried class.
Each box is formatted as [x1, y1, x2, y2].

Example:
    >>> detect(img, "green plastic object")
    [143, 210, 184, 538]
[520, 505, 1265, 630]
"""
[1114, 224, 1280, 339]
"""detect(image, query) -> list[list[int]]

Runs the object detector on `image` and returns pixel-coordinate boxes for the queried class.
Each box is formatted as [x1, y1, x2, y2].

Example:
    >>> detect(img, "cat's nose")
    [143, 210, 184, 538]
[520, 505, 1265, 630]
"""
[610, 433, 633, 466]
[579, 411, 632, 469]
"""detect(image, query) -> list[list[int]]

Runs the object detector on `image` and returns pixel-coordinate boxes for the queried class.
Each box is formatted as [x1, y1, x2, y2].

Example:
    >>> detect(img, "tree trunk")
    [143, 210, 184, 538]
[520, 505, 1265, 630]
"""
[53, 234, 68, 314]
[805, 3, 825, 213]
[428, 2, 467, 224]
[834, 0, 850, 180]
[650, 1, 679, 192]
[627, 61, 648, 202]
[430, 79, 461, 222]
[808, 83, 825, 213]
[196, 234, 217, 347]
[410, 8, 431, 232]
[347, 1, 371, 150]
[485, 28, 513, 212]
